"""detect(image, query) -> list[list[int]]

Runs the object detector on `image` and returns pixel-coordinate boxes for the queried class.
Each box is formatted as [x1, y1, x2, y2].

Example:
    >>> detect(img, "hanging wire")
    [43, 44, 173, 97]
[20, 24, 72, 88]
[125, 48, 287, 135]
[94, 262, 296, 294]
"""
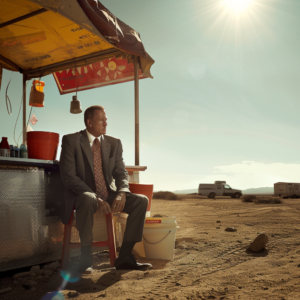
[17, 105, 33, 146]
[13, 80, 30, 146]
[17, 76, 43, 145]
[13, 68, 64, 146]
[16, 74, 48, 145]
[5, 74, 12, 115]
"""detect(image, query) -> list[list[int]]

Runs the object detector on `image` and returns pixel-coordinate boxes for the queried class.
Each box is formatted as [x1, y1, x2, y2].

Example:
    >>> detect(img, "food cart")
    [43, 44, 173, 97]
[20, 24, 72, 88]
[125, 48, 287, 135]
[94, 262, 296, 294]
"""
[0, 0, 154, 272]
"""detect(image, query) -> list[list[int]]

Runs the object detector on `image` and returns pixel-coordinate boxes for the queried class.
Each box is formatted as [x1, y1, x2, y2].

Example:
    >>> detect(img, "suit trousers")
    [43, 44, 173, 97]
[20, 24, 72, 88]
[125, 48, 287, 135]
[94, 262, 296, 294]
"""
[75, 191, 149, 247]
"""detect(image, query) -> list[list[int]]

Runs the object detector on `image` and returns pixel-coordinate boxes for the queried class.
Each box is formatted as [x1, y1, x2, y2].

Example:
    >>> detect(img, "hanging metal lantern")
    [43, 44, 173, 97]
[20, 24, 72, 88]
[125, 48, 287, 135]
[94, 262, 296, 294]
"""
[70, 95, 82, 114]
[29, 80, 45, 107]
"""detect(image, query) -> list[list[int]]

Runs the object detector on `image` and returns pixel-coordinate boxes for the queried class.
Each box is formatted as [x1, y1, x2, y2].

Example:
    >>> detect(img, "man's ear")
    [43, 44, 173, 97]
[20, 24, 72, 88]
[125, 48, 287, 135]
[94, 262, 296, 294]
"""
[87, 118, 92, 128]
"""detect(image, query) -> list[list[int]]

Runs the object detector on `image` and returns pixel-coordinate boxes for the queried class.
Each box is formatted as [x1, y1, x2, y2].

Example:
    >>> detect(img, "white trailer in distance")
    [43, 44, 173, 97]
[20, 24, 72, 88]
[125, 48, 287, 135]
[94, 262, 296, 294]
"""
[274, 182, 300, 198]
[198, 181, 242, 199]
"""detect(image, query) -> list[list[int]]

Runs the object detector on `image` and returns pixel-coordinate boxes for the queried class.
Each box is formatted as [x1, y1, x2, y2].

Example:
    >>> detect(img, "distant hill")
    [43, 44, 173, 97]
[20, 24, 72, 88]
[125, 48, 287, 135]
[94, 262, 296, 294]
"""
[170, 186, 274, 195]
[171, 189, 197, 194]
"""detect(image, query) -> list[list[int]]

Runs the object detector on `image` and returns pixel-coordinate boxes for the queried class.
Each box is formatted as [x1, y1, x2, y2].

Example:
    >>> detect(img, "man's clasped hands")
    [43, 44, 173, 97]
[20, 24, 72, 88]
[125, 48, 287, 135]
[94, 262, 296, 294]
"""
[97, 192, 126, 214]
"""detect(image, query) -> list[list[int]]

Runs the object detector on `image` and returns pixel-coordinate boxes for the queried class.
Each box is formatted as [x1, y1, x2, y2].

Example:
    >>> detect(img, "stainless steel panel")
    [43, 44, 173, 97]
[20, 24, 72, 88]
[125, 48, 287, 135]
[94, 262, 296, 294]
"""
[0, 167, 51, 271]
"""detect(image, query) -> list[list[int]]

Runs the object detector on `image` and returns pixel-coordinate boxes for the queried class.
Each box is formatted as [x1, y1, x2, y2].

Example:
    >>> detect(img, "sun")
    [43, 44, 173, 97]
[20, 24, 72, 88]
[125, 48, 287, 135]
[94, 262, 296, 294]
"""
[222, 0, 253, 13]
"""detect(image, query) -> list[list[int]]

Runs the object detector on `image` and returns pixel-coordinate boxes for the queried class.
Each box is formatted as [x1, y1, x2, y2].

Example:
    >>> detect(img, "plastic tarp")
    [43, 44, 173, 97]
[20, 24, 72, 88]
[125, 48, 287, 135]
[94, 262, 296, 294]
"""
[0, 0, 154, 80]
[77, 0, 147, 58]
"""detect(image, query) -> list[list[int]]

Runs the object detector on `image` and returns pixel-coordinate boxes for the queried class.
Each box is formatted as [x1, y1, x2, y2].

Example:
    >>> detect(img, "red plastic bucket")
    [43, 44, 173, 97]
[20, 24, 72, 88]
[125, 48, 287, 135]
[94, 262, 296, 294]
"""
[27, 132, 59, 160]
[129, 183, 153, 213]
[27, 131, 59, 139]
[27, 137, 59, 142]
[28, 131, 58, 135]
[27, 140, 58, 160]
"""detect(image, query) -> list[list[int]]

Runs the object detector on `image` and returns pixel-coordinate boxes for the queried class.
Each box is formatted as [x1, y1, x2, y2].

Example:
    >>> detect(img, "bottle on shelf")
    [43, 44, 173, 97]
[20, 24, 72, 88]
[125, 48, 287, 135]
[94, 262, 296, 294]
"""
[10, 145, 15, 157]
[14, 146, 19, 158]
[20, 144, 28, 159]
[0, 137, 10, 157]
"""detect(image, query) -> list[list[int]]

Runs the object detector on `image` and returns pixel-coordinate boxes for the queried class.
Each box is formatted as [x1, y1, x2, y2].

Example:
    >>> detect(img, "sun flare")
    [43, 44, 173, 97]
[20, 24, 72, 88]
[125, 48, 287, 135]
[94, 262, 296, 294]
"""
[222, 0, 253, 13]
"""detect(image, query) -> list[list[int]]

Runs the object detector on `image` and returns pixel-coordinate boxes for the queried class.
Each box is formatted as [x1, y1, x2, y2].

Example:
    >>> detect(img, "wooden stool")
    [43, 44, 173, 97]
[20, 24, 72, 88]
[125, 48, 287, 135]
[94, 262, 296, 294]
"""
[61, 210, 116, 270]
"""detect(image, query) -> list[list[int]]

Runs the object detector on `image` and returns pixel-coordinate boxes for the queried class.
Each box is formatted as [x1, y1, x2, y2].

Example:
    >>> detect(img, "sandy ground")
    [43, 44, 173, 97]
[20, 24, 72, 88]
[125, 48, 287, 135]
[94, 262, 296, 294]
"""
[1, 196, 300, 300]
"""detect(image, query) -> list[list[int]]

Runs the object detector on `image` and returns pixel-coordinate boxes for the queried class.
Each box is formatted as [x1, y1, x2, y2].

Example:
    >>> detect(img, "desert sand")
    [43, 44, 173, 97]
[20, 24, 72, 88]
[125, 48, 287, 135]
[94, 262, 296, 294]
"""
[1, 195, 300, 300]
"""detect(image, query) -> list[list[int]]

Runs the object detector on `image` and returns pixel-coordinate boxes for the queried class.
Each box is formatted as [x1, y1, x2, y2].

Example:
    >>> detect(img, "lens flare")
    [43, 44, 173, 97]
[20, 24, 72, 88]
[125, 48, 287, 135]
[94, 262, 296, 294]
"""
[41, 291, 64, 300]
[60, 269, 80, 283]
[41, 269, 81, 300]
[222, 0, 253, 13]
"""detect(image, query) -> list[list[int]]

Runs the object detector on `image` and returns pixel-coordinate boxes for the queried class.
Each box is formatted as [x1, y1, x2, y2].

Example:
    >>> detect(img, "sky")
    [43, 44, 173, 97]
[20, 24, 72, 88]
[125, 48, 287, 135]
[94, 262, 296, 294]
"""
[1, 0, 300, 191]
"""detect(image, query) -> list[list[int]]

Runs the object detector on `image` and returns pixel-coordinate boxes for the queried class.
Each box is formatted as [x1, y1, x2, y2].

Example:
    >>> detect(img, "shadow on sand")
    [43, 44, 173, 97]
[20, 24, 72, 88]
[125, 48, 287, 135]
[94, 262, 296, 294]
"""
[70, 258, 170, 295]
[246, 248, 269, 257]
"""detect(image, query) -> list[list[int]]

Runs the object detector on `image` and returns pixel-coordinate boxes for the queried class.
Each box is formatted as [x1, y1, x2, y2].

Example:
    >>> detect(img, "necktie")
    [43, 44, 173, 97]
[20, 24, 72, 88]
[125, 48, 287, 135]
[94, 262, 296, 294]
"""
[92, 138, 109, 201]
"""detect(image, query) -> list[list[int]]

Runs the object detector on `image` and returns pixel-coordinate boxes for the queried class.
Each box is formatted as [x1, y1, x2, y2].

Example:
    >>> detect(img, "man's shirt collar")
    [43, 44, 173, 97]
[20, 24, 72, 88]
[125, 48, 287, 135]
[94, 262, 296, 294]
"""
[86, 129, 102, 146]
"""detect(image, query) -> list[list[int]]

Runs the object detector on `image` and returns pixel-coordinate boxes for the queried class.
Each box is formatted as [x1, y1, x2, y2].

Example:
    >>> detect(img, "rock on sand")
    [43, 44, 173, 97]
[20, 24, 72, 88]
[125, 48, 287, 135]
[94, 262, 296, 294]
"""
[247, 234, 268, 252]
[225, 227, 237, 232]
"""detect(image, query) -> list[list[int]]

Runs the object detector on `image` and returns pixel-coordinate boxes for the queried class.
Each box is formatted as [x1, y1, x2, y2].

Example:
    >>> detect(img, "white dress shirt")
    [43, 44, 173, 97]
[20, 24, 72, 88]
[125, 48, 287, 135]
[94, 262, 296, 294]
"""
[86, 129, 102, 148]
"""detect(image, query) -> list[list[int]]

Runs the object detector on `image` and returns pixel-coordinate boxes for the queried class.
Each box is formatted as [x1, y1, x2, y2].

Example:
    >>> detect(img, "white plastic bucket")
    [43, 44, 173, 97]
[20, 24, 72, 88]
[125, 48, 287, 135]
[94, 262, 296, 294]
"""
[144, 222, 177, 230]
[143, 227, 177, 260]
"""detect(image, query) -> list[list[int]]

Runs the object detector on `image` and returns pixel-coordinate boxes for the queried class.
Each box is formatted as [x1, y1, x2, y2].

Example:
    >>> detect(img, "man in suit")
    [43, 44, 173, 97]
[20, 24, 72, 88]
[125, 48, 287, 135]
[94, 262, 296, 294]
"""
[59, 105, 152, 273]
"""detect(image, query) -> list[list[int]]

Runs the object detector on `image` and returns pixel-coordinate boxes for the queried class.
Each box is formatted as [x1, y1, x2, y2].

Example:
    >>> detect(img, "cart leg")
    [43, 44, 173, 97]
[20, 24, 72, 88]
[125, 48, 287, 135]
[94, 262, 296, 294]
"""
[61, 211, 74, 270]
[105, 213, 116, 267]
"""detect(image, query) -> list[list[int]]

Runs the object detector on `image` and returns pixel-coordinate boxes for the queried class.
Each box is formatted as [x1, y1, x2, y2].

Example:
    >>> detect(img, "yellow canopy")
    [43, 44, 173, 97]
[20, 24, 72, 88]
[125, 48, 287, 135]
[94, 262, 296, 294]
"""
[0, 0, 154, 80]
[0, 0, 153, 158]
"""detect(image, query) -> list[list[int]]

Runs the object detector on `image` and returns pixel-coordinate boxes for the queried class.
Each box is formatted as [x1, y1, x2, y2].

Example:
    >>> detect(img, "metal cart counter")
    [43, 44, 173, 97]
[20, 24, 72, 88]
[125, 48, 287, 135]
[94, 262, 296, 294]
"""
[0, 157, 66, 272]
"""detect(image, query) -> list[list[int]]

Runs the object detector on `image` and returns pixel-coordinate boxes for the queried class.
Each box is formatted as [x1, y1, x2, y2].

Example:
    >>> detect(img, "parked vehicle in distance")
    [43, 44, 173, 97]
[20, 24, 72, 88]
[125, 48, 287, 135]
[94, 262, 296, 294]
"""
[274, 182, 300, 198]
[198, 181, 242, 199]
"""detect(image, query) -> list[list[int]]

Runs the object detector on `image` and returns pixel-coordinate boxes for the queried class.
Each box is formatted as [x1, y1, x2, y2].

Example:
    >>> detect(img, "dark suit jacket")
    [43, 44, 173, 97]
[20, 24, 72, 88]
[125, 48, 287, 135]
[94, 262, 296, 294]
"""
[59, 129, 130, 224]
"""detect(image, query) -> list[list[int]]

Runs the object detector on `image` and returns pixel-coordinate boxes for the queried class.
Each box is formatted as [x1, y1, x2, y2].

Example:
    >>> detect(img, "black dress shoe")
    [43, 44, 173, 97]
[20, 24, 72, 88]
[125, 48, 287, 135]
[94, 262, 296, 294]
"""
[114, 254, 152, 271]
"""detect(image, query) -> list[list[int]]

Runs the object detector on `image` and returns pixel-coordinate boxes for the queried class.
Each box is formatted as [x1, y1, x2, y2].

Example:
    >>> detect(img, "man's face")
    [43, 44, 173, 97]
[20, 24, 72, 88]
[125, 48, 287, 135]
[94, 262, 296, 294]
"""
[87, 109, 107, 137]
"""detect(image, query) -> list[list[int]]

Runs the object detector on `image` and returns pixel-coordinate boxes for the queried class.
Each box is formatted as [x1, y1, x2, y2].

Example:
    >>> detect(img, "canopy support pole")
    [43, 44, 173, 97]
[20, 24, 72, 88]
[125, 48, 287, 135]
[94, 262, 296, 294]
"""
[134, 56, 139, 166]
[23, 75, 26, 144]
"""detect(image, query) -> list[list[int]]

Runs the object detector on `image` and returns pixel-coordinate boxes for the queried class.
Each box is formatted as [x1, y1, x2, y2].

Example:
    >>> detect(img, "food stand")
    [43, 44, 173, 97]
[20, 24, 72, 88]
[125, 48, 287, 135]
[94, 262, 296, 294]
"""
[0, 0, 154, 272]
